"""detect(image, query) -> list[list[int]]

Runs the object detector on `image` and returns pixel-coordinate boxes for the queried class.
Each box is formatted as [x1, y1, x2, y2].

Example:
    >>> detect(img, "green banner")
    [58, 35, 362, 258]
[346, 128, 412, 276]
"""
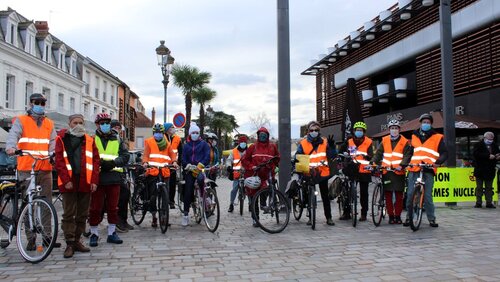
[432, 167, 498, 202]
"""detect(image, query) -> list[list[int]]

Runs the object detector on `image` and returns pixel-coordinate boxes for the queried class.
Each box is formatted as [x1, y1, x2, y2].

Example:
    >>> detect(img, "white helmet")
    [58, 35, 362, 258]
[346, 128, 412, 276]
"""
[387, 119, 400, 128]
[244, 176, 261, 190]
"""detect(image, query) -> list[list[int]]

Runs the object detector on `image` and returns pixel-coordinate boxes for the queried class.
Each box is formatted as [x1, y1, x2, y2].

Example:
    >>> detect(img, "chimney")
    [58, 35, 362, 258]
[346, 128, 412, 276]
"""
[151, 107, 155, 125]
[34, 21, 49, 36]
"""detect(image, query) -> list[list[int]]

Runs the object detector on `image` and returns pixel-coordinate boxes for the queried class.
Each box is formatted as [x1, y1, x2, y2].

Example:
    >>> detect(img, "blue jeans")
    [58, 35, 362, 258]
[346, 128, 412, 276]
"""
[230, 180, 239, 205]
[406, 171, 436, 221]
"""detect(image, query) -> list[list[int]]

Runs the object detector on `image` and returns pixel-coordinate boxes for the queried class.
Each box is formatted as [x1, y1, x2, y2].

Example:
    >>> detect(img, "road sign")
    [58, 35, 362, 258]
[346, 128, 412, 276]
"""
[173, 112, 186, 128]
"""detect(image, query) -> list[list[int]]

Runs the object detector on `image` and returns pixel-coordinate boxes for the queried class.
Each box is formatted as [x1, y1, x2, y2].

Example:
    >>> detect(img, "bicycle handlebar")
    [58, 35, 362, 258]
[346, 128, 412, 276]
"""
[253, 156, 279, 172]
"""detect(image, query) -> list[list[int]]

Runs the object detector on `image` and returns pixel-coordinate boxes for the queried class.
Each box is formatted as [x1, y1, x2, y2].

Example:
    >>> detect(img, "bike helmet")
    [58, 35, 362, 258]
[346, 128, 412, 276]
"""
[205, 132, 218, 140]
[387, 119, 400, 128]
[152, 123, 165, 133]
[307, 120, 321, 129]
[244, 176, 261, 190]
[419, 113, 433, 123]
[353, 121, 367, 131]
[94, 113, 111, 123]
[29, 93, 47, 102]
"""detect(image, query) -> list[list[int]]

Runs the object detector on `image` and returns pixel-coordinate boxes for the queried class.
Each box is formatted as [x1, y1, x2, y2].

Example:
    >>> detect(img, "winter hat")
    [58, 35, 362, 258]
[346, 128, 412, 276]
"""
[189, 122, 200, 135]
[238, 135, 248, 143]
[68, 114, 84, 123]
[164, 122, 174, 131]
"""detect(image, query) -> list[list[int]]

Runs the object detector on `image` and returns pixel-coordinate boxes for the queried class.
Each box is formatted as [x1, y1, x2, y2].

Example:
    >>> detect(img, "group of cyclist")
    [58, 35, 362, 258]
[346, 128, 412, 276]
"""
[1, 92, 451, 259]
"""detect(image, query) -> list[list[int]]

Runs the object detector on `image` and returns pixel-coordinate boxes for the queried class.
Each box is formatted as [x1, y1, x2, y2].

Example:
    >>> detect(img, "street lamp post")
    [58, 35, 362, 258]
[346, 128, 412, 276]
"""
[156, 40, 175, 124]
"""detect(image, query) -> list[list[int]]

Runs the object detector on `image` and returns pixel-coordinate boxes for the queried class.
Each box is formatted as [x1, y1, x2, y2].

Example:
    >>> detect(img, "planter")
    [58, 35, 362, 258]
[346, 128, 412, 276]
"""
[379, 10, 392, 31]
[422, 0, 434, 6]
[350, 31, 361, 48]
[399, 0, 412, 20]
[394, 77, 407, 98]
[364, 21, 375, 40]
[362, 90, 373, 101]
[377, 84, 389, 103]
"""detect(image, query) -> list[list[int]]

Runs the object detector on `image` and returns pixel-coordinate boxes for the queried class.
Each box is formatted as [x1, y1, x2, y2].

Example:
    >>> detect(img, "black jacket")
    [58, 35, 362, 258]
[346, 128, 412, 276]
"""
[473, 140, 500, 180]
[95, 130, 130, 186]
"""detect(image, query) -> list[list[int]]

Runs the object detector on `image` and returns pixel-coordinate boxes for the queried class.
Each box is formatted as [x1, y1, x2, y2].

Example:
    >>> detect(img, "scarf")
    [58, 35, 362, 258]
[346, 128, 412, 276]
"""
[156, 137, 167, 151]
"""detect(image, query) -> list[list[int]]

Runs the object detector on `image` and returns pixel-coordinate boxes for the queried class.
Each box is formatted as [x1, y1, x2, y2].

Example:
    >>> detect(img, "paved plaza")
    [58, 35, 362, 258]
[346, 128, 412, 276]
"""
[1, 178, 499, 281]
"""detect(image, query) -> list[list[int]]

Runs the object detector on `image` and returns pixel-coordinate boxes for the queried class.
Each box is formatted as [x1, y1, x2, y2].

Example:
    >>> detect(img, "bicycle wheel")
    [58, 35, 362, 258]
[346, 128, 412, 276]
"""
[130, 181, 147, 225]
[192, 190, 203, 224]
[371, 183, 384, 227]
[252, 188, 290, 234]
[291, 182, 303, 221]
[238, 183, 245, 216]
[351, 182, 357, 227]
[410, 185, 424, 231]
[16, 197, 58, 263]
[202, 187, 220, 232]
[309, 185, 317, 230]
[158, 185, 169, 234]
[0, 192, 15, 249]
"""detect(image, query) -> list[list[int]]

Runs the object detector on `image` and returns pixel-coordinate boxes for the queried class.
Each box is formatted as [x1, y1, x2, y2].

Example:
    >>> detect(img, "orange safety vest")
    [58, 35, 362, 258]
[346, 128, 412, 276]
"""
[348, 137, 372, 174]
[145, 137, 172, 177]
[300, 138, 330, 177]
[56, 134, 94, 186]
[169, 135, 181, 159]
[381, 135, 408, 175]
[408, 133, 443, 173]
[16, 115, 53, 171]
[232, 148, 243, 179]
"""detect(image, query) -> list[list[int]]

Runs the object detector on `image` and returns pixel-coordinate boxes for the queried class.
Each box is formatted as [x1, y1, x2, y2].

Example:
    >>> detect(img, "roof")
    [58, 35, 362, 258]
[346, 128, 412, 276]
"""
[135, 112, 153, 128]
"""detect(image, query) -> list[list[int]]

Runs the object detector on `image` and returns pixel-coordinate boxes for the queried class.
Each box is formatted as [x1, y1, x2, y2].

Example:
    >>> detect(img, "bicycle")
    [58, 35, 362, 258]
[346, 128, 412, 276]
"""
[184, 164, 220, 233]
[250, 156, 290, 234]
[335, 153, 359, 227]
[367, 166, 398, 227]
[407, 163, 435, 231]
[129, 163, 174, 234]
[0, 150, 58, 263]
[235, 171, 246, 216]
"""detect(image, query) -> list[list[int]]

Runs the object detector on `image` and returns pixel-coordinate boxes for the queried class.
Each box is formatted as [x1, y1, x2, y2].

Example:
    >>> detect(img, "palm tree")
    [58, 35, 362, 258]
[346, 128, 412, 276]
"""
[208, 110, 239, 149]
[192, 87, 216, 136]
[171, 64, 211, 134]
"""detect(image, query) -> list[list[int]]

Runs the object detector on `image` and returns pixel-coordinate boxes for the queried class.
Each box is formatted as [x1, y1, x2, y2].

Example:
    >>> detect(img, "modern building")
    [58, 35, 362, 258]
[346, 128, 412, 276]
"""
[302, 0, 499, 161]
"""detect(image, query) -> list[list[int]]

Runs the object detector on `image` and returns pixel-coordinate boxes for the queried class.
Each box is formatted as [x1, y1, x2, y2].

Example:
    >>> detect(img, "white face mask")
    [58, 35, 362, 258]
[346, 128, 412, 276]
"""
[69, 124, 86, 137]
[191, 133, 199, 141]
[390, 129, 399, 138]
[309, 131, 319, 138]
[212, 140, 217, 146]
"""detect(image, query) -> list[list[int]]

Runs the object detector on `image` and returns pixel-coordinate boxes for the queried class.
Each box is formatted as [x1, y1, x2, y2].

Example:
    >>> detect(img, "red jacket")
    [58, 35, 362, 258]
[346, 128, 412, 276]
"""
[241, 127, 280, 196]
[55, 129, 100, 193]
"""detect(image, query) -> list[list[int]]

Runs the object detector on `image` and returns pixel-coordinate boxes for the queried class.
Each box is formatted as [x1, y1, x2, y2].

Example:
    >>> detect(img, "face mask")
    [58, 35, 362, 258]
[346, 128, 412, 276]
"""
[354, 131, 364, 138]
[309, 131, 319, 138]
[258, 132, 268, 142]
[153, 132, 164, 141]
[485, 139, 493, 145]
[69, 124, 86, 137]
[212, 140, 217, 146]
[32, 105, 45, 115]
[191, 133, 199, 141]
[168, 128, 175, 135]
[390, 129, 399, 138]
[239, 142, 247, 149]
[100, 123, 111, 134]
[421, 123, 431, 132]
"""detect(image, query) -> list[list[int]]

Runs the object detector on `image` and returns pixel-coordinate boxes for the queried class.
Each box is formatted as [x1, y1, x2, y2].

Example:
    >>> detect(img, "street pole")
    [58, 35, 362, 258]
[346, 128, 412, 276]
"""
[277, 0, 291, 192]
[439, 0, 456, 167]
[163, 78, 168, 124]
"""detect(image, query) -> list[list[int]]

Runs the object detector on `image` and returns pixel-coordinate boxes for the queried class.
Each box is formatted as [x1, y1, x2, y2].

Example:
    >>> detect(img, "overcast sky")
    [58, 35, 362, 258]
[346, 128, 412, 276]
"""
[2, 0, 396, 138]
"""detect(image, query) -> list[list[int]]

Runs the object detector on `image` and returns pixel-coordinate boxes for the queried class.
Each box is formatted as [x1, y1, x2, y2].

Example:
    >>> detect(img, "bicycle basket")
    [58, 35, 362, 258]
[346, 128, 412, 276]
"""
[327, 176, 342, 200]
[295, 154, 310, 174]
[341, 160, 358, 178]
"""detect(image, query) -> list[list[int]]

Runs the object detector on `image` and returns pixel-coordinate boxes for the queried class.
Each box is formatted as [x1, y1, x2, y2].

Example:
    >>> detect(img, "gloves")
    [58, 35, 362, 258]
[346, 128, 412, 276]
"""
[327, 134, 335, 148]
[100, 159, 116, 172]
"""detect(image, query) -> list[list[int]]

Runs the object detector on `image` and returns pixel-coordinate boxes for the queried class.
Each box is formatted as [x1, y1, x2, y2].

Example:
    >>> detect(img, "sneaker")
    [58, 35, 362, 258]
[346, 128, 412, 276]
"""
[403, 218, 410, 227]
[124, 222, 135, 231]
[429, 220, 439, 228]
[339, 213, 351, 220]
[107, 232, 123, 244]
[326, 218, 335, 226]
[151, 217, 158, 228]
[181, 215, 189, 226]
[395, 216, 402, 224]
[89, 234, 98, 247]
[474, 203, 482, 208]
[116, 223, 128, 233]
[228, 204, 234, 213]
[486, 203, 496, 209]
[63, 244, 74, 258]
[388, 215, 395, 224]
[73, 241, 90, 252]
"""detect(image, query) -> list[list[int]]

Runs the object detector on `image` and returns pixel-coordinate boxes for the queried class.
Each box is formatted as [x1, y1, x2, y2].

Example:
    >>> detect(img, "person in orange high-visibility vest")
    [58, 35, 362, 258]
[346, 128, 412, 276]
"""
[339, 121, 373, 222]
[142, 123, 178, 228]
[54, 114, 100, 258]
[403, 113, 448, 228]
[294, 121, 337, 226]
[226, 134, 249, 213]
[6, 93, 61, 249]
[164, 122, 182, 209]
[371, 120, 412, 225]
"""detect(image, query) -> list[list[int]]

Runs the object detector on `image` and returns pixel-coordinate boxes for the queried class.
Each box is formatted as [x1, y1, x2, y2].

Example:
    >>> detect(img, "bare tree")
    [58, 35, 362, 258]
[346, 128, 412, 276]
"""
[249, 112, 272, 134]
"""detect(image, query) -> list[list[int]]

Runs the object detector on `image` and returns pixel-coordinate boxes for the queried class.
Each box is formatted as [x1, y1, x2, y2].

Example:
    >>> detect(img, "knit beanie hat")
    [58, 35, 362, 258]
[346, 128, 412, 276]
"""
[189, 122, 200, 135]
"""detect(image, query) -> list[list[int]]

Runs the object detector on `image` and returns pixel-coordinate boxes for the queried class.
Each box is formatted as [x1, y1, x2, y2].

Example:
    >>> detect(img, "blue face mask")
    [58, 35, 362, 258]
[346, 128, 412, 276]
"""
[153, 132, 164, 141]
[100, 123, 111, 134]
[239, 142, 247, 149]
[32, 105, 45, 115]
[421, 123, 431, 131]
[258, 133, 268, 142]
[191, 133, 199, 141]
[309, 131, 319, 138]
[354, 131, 364, 138]
[485, 139, 493, 145]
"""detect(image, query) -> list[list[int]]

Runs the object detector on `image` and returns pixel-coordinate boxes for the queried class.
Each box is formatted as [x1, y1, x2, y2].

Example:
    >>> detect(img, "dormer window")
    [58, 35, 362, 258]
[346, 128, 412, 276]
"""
[8, 23, 17, 45]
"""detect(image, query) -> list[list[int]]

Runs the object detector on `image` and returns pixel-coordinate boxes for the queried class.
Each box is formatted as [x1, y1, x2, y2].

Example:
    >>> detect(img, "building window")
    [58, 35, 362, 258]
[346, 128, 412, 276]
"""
[102, 107, 107, 113]
[103, 81, 107, 103]
[9, 24, 16, 44]
[110, 111, 114, 118]
[45, 45, 50, 62]
[42, 87, 51, 108]
[94, 76, 100, 99]
[58, 93, 64, 110]
[70, 97, 75, 113]
[110, 85, 115, 106]
[85, 71, 90, 94]
[136, 136, 144, 149]
[93, 105, 98, 116]
[5, 75, 15, 109]
[84, 103, 89, 118]
[25, 81, 33, 109]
